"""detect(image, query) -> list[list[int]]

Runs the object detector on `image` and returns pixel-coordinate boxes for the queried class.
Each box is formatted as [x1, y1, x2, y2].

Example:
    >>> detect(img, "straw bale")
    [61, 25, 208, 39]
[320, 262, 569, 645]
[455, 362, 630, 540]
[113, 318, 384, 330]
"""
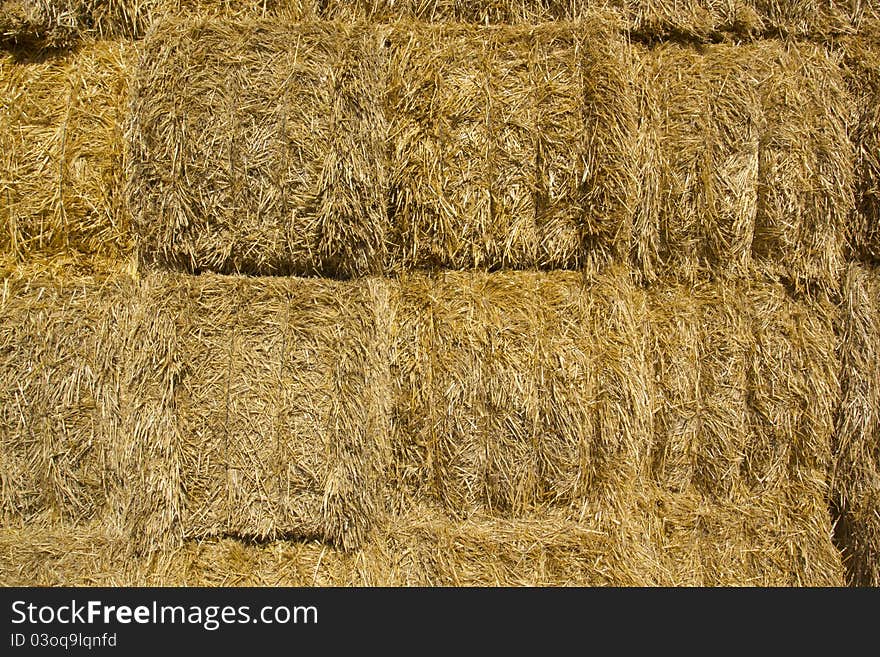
[754, 42, 853, 289]
[322, 1, 877, 38]
[0, 265, 134, 528]
[0, 524, 131, 585]
[648, 278, 838, 499]
[0, 0, 157, 45]
[645, 278, 843, 585]
[749, 0, 876, 37]
[644, 492, 844, 585]
[370, 507, 668, 586]
[833, 263, 880, 586]
[635, 41, 852, 289]
[127, 19, 388, 277]
[121, 272, 392, 553]
[386, 19, 636, 271]
[841, 34, 880, 262]
[323, 1, 757, 39]
[391, 270, 843, 584]
[0, 523, 367, 585]
[625, 1, 762, 40]
[390, 268, 652, 517]
[0, 40, 131, 260]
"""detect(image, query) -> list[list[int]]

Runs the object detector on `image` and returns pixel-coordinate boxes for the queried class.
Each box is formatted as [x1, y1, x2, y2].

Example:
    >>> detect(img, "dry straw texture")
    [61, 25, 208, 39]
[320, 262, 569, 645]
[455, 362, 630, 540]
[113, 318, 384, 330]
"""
[325, 1, 877, 38]
[0, 264, 134, 529]
[121, 273, 392, 554]
[388, 269, 844, 584]
[634, 40, 853, 289]
[128, 19, 388, 277]
[833, 264, 880, 586]
[389, 268, 650, 517]
[386, 19, 637, 271]
[0, 525, 362, 586]
[841, 34, 880, 262]
[0, 518, 641, 586]
[0, 40, 131, 260]
[645, 278, 843, 585]
[3, 0, 877, 45]
[0, 0, 320, 46]
[0, 0, 158, 45]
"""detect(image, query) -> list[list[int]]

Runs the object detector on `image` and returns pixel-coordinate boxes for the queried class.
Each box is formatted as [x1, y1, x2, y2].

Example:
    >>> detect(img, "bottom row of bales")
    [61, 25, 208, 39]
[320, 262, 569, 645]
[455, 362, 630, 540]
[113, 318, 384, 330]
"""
[1, 262, 877, 585]
[0, 502, 848, 587]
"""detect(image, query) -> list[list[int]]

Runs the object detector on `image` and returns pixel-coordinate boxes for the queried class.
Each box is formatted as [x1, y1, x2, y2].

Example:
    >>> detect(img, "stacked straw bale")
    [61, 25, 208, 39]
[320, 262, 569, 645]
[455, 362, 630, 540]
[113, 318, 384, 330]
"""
[0, 517, 639, 586]
[0, 0, 159, 45]
[748, 0, 878, 37]
[641, 493, 844, 585]
[0, 524, 364, 586]
[3, 0, 875, 46]
[0, 265, 134, 528]
[386, 19, 637, 271]
[371, 508, 667, 586]
[121, 273, 392, 553]
[128, 19, 388, 277]
[324, 1, 876, 38]
[841, 33, 880, 262]
[833, 264, 880, 586]
[645, 278, 843, 585]
[0, 40, 131, 260]
[624, 0, 762, 40]
[389, 269, 651, 517]
[634, 40, 853, 289]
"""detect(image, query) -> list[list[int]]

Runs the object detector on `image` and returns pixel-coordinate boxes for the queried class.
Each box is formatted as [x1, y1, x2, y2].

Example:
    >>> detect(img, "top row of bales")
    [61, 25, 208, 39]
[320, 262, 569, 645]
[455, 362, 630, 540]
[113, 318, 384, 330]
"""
[2, 17, 878, 284]
[125, 17, 875, 289]
[1, 0, 879, 47]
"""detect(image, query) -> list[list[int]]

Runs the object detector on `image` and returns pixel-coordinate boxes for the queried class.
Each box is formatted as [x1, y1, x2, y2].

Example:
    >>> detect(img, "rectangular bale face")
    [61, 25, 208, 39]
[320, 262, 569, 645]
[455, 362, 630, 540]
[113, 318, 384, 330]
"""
[385, 21, 635, 272]
[0, 272, 133, 526]
[634, 41, 851, 289]
[130, 273, 391, 550]
[834, 264, 880, 586]
[390, 269, 651, 518]
[647, 280, 838, 501]
[0, 42, 131, 259]
[128, 19, 388, 277]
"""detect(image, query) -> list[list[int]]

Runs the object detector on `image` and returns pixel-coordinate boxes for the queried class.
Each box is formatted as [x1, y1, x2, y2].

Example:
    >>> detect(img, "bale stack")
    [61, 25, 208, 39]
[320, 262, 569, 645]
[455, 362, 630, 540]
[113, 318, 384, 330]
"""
[0, 263, 134, 529]
[4, 1, 879, 588]
[634, 40, 853, 289]
[385, 19, 637, 271]
[120, 273, 392, 553]
[0, 40, 131, 261]
[128, 19, 388, 277]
